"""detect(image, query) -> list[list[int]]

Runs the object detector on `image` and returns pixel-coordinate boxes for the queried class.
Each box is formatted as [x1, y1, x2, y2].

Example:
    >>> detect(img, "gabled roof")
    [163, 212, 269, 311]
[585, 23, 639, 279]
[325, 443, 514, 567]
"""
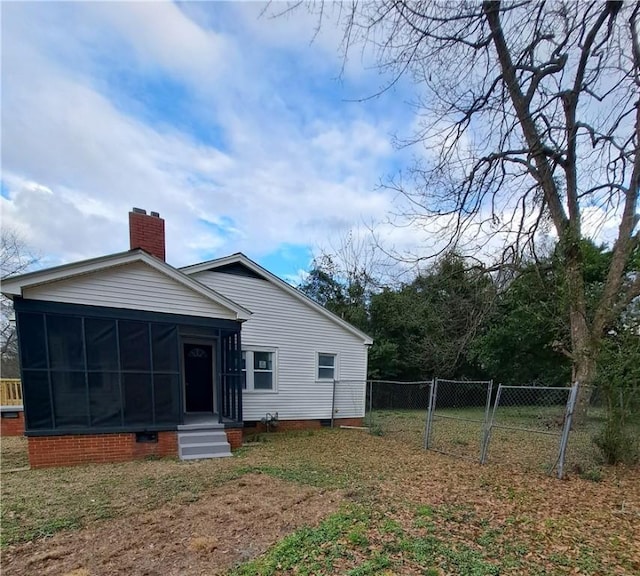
[180, 253, 374, 345]
[1, 249, 252, 321]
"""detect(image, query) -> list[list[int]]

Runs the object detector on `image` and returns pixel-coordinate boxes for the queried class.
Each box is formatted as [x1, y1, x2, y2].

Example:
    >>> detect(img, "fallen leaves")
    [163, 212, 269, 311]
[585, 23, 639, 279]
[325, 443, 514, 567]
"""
[1, 429, 638, 575]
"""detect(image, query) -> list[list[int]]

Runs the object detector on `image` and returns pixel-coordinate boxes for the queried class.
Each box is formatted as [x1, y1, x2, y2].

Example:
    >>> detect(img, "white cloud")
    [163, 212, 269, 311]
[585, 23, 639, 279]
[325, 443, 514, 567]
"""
[198, 2, 374, 79]
[282, 268, 310, 287]
[1, 0, 403, 271]
[88, 2, 234, 90]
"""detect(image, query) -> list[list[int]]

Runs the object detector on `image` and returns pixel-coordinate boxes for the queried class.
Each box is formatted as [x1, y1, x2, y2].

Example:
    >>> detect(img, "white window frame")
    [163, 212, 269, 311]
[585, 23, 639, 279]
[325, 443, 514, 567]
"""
[242, 347, 278, 393]
[317, 352, 338, 381]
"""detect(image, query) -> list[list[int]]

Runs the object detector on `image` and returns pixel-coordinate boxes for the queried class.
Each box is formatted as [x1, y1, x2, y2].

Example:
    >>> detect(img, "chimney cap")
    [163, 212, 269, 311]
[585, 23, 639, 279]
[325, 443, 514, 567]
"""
[132, 207, 146, 215]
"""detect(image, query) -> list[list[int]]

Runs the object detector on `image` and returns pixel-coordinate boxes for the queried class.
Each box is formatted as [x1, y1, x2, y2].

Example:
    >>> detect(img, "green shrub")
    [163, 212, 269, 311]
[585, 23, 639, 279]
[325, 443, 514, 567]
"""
[578, 468, 603, 482]
[593, 328, 640, 465]
[594, 419, 639, 466]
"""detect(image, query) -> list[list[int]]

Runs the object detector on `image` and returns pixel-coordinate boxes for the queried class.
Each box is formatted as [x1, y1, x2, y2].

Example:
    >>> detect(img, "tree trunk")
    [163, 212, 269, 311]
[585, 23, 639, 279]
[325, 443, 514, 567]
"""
[565, 247, 597, 424]
[572, 343, 597, 425]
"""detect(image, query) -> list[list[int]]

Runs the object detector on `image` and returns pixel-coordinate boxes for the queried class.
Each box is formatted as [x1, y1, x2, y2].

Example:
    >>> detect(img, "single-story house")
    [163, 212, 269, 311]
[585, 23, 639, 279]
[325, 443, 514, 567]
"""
[1, 209, 372, 467]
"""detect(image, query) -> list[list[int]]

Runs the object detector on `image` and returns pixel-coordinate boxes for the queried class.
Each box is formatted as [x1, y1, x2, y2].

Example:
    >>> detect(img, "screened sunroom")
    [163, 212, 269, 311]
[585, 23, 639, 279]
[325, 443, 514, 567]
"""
[2, 245, 251, 439]
[15, 299, 244, 435]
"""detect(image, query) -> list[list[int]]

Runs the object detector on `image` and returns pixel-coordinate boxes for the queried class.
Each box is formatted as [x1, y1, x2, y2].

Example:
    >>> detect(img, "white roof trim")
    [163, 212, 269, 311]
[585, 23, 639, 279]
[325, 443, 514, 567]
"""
[1, 250, 252, 321]
[180, 253, 374, 345]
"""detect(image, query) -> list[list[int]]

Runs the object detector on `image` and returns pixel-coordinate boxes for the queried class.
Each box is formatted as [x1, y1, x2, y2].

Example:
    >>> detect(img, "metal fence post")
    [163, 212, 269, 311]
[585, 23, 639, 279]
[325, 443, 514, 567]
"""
[424, 378, 436, 449]
[480, 379, 494, 464]
[331, 379, 336, 428]
[481, 383, 502, 464]
[557, 382, 579, 479]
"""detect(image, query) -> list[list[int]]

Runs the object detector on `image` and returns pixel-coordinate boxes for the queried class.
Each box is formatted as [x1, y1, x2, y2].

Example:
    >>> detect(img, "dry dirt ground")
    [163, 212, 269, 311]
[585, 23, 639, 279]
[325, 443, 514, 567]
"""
[1, 430, 639, 575]
[2, 473, 342, 576]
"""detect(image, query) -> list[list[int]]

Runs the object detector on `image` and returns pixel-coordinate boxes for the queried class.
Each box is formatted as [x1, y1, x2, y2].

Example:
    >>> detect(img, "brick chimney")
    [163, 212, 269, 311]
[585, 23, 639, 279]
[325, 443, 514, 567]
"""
[129, 208, 166, 261]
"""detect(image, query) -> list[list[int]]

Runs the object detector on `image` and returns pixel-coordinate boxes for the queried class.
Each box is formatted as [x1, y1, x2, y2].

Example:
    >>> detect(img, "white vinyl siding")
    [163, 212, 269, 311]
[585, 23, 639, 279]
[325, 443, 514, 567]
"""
[23, 262, 237, 320]
[193, 271, 367, 420]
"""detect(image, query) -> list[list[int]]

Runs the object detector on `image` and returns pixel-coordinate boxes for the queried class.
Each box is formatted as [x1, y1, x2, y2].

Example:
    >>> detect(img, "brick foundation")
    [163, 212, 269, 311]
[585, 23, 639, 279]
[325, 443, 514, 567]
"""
[28, 431, 178, 468]
[225, 428, 243, 450]
[334, 418, 365, 427]
[0, 409, 25, 436]
[273, 419, 324, 432]
[248, 417, 364, 434]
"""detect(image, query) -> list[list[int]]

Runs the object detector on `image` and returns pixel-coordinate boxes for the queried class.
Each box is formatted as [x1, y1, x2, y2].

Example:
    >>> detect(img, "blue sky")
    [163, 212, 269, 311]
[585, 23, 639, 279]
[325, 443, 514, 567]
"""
[1, 2, 628, 285]
[1, 1, 418, 282]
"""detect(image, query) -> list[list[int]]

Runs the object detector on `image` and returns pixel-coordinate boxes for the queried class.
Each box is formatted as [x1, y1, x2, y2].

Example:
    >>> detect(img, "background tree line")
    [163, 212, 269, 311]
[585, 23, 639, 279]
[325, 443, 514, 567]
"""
[299, 238, 639, 463]
[299, 240, 618, 385]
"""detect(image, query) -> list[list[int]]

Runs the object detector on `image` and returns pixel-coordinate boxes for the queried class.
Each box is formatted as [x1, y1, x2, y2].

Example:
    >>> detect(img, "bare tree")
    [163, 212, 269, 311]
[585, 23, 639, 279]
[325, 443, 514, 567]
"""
[292, 0, 639, 415]
[1, 228, 38, 376]
[323, 228, 402, 289]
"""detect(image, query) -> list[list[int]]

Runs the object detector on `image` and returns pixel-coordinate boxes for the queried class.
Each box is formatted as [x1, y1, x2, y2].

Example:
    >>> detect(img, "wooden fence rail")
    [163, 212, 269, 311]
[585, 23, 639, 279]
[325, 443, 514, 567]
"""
[0, 379, 23, 406]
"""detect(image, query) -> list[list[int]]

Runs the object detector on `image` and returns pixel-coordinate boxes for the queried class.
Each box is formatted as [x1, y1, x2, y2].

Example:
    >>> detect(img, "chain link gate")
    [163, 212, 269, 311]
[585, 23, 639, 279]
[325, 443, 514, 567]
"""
[423, 380, 579, 478]
[481, 384, 578, 478]
[424, 378, 493, 462]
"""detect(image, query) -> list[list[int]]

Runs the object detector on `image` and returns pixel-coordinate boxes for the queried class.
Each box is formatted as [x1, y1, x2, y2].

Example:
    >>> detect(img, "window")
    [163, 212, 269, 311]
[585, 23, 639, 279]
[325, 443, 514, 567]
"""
[122, 373, 153, 425]
[22, 371, 52, 429]
[188, 347, 208, 358]
[151, 324, 179, 372]
[241, 349, 276, 391]
[88, 373, 121, 427]
[318, 354, 336, 380]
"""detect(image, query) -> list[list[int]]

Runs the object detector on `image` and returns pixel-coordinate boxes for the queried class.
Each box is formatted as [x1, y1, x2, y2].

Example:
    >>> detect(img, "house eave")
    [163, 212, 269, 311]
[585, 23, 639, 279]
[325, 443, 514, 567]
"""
[1, 249, 252, 321]
[180, 253, 374, 345]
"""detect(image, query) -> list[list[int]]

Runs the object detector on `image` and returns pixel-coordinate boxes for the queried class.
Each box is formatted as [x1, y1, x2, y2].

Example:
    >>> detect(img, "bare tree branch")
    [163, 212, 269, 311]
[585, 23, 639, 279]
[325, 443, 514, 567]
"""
[1, 228, 39, 368]
[279, 0, 640, 412]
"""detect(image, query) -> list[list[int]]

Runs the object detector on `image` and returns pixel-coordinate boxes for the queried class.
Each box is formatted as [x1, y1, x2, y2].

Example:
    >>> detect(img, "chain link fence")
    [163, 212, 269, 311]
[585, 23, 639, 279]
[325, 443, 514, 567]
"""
[562, 386, 604, 476]
[481, 385, 574, 476]
[364, 380, 431, 447]
[363, 378, 636, 479]
[425, 378, 493, 462]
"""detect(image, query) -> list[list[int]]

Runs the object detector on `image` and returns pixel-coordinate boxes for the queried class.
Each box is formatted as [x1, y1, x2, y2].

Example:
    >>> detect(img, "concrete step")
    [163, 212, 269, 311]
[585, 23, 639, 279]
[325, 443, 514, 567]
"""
[180, 442, 231, 457]
[177, 425, 233, 460]
[178, 431, 228, 445]
[181, 452, 232, 460]
[177, 422, 225, 431]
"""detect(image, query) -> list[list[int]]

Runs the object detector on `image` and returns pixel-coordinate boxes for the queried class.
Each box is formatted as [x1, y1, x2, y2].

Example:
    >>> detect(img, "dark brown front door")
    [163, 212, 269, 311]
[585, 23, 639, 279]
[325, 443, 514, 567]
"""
[184, 343, 214, 412]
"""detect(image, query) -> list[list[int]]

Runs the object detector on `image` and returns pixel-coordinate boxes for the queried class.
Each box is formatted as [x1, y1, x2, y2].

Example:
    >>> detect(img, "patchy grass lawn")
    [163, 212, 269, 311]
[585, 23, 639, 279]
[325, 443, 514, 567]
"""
[1, 429, 639, 575]
[1, 437, 29, 471]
